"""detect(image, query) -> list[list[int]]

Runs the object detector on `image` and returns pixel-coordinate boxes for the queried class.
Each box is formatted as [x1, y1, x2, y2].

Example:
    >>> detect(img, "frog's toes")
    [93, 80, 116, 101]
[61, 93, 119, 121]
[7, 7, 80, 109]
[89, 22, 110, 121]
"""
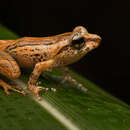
[4, 89, 10, 96]
[28, 85, 56, 100]
[45, 88, 56, 92]
[76, 83, 88, 92]
[0, 79, 26, 96]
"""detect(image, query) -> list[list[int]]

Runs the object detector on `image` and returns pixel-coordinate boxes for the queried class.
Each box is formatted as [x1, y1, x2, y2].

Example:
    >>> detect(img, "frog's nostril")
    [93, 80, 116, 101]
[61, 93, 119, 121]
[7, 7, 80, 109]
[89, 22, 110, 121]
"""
[97, 36, 101, 41]
[93, 35, 101, 42]
[95, 35, 101, 40]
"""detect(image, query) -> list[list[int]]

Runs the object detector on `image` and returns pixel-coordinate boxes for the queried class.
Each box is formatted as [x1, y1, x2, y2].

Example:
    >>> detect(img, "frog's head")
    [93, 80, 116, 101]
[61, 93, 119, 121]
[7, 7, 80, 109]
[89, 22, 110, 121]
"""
[69, 26, 101, 55]
[54, 26, 101, 66]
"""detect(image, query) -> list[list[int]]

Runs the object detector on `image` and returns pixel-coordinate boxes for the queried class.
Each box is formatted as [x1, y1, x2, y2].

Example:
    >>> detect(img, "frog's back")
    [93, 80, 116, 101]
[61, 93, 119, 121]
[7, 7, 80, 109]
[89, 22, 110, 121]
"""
[0, 32, 71, 68]
[1, 32, 71, 51]
[0, 40, 15, 51]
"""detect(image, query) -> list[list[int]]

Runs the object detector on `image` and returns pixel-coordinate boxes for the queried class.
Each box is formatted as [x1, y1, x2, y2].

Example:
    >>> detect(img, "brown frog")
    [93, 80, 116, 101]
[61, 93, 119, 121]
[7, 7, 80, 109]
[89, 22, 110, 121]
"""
[0, 26, 101, 99]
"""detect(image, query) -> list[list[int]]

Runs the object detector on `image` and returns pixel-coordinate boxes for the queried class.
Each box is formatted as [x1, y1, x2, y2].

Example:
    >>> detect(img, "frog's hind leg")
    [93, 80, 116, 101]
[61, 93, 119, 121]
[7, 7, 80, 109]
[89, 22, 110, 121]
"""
[0, 79, 25, 95]
[59, 67, 88, 92]
[0, 51, 25, 95]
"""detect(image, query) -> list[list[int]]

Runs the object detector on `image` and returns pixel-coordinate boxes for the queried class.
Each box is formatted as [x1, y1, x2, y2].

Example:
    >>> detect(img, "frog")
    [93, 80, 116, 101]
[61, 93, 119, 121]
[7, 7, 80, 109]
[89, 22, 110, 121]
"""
[0, 26, 101, 99]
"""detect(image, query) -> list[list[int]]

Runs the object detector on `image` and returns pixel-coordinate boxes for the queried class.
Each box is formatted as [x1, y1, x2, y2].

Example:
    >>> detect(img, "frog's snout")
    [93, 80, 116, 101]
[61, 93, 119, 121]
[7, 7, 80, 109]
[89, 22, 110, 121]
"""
[96, 35, 101, 41]
[93, 35, 101, 44]
[85, 34, 101, 47]
[87, 34, 101, 42]
[82, 34, 101, 53]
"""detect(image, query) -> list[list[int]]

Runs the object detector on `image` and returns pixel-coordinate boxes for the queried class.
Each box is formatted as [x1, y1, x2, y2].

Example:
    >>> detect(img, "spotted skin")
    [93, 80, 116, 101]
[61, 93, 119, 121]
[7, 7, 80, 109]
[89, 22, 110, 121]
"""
[0, 26, 101, 99]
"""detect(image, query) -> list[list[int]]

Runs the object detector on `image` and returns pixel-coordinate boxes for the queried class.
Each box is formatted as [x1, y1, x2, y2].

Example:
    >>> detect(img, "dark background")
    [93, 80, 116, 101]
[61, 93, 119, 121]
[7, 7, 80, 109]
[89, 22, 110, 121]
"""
[0, 1, 130, 104]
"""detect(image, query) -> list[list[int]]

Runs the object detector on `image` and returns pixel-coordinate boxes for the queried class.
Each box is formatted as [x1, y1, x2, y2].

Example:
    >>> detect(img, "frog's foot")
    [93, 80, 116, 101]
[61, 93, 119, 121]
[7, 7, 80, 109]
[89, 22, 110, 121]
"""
[28, 85, 56, 100]
[61, 76, 88, 92]
[0, 79, 25, 95]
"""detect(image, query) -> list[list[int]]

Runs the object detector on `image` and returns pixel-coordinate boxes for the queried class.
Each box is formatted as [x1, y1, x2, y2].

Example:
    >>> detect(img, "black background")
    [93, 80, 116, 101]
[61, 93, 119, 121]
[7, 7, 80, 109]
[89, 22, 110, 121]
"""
[0, 1, 130, 104]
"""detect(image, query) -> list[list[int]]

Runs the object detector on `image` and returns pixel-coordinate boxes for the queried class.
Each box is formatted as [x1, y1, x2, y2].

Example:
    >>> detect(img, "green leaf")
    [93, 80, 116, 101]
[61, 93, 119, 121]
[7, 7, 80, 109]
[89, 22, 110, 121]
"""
[0, 24, 130, 130]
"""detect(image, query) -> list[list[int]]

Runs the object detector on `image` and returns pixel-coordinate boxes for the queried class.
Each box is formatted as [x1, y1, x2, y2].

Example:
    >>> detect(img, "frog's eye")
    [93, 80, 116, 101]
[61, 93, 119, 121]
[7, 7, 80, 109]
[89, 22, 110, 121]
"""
[71, 37, 85, 50]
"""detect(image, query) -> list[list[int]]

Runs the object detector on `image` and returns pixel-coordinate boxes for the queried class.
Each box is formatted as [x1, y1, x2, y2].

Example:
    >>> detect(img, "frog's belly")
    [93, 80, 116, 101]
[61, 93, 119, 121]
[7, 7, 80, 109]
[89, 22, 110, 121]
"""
[15, 56, 37, 68]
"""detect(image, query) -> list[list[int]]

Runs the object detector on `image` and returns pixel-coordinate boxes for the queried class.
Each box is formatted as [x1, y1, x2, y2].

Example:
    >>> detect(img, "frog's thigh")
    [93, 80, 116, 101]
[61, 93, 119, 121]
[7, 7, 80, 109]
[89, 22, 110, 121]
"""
[0, 51, 21, 79]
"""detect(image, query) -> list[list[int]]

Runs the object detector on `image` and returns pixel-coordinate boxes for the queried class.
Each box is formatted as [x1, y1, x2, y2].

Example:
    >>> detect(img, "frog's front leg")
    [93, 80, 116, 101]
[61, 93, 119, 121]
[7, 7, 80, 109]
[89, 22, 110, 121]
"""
[28, 59, 56, 99]
[59, 67, 88, 92]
